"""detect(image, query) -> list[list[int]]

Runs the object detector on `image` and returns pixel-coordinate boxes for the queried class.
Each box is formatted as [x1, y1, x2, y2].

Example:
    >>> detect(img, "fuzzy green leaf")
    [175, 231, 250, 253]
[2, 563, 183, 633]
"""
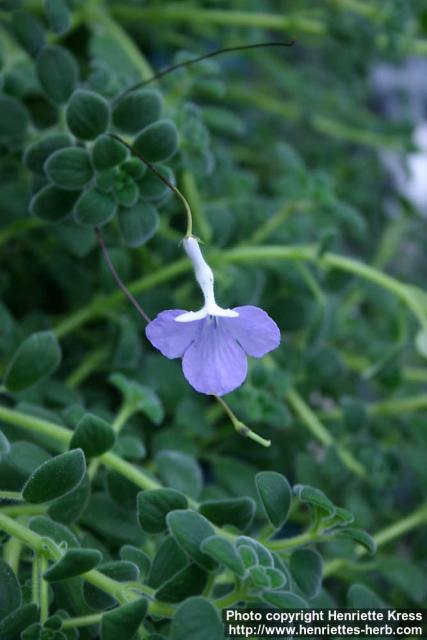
[74, 188, 117, 226]
[44, 549, 102, 582]
[36, 45, 78, 104]
[134, 120, 179, 163]
[22, 449, 86, 504]
[256, 471, 292, 529]
[137, 489, 188, 533]
[46, 148, 93, 190]
[4, 331, 61, 392]
[113, 91, 163, 133]
[70, 414, 115, 458]
[66, 90, 110, 140]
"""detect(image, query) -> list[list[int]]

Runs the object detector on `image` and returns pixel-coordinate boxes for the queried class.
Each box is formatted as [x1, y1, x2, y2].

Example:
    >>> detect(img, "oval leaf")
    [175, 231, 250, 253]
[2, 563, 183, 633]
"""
[22, 449, 86, 504]
[30, 185, 79, 223]
[256, 471, 292, 529]
[118, 201, 159, 247]
[113, 91, 163, 133]
[74, 187, 116, 227]
[101, 598, 147, 640]
[170, 597, 223, 640]
[134, 120, 179, 163]
[66, 90, 110, 141]
[70, 414, 115, 458]
[46, 147, 93, 191]
[92, 134, 127, 170]
[36, 45, 78, 104]
[167, 510, 217, 571]
[44, 548, 102, 582]
[200, 536, 245, 577]
[289, 548, 323, 598]
[137, 489, 188, 533]
[0, 560, 21, 621]
[4, 331, 61, 392]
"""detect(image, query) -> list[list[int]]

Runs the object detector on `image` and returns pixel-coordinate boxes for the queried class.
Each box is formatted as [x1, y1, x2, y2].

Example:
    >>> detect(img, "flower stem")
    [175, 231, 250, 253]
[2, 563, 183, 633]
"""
[324, 502, 427, 577]
[54, 244, 427, 339]
[214, 395, 271, 448]
[285, 388, 367, 478]
[0, 490, 23, 502]
[182, 170, 212, 242]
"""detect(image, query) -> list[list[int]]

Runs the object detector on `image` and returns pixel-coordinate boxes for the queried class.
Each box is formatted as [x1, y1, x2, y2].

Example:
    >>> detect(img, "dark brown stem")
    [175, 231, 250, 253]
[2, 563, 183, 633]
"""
[95, 228, 151, 324]
[116, 40, 296, 100]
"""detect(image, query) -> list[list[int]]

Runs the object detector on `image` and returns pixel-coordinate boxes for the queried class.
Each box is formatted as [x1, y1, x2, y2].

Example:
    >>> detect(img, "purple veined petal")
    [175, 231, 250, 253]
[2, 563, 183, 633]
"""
[182, 317, 248, 396]
[145, 309, 203, 359]
[222, 305, 281, 357]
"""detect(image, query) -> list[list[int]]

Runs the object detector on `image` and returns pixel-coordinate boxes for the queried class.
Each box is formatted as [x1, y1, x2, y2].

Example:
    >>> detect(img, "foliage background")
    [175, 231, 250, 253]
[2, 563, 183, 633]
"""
[1, 0, 427, 638]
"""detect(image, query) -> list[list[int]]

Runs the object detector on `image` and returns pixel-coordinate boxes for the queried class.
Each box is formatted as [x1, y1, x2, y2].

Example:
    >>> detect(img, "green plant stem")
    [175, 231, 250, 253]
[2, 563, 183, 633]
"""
[54, 244, 427, 339]
[0, 504, 45, 517]
[88, 403, 134, 480]
[54, 258, 190, 338]
[286, 388, 366, 478]
[320, 393, 427, 421]
[110, 5, 427, 56]
[0, 511, 174, 618]
[324, 503, 427, 577]
[215, 395, 271, 448]
[249, 201, 311, 245]
[66, 346, 109, 388]
[0, 218, 41, 249]
[61, 613, 103, 629]
[182, 170, 212, 242]
[2, 535, 23, 574]
[0, 490, 23, 501]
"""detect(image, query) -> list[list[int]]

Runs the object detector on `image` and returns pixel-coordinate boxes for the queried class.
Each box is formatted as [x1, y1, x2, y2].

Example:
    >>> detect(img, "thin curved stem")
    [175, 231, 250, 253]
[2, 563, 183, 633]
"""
[215, 395, 271, 448]
[110, 135, 193, 237]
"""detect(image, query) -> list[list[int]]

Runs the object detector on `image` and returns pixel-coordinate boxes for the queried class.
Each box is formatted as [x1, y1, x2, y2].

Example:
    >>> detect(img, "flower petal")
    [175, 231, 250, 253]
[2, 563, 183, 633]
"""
[222, 305, 281, 357]
[182, 317, 247, 396]
[145, 309, 202, 359]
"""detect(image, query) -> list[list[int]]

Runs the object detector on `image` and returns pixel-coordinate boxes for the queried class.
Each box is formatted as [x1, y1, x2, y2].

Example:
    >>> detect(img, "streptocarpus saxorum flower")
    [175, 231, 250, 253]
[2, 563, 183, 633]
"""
[146, 237, 281, 396]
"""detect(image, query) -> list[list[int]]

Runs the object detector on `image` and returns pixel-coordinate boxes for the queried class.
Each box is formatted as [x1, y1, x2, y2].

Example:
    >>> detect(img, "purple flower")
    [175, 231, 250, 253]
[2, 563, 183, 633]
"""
[145, 238, 281, 396]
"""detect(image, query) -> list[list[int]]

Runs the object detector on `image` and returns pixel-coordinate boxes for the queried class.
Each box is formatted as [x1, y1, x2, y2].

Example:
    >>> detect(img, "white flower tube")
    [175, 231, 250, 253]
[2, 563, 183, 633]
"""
[175, 237, 238, 322]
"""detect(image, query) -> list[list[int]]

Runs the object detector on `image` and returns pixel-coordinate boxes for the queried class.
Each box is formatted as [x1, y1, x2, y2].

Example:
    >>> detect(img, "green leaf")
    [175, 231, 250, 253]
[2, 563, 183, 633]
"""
[336, 527, 377, 555]
[200, 536, 245, 577]
[156, 450, 202, 499]
[29, 516, 79, 548]
[137, 489, 188, 533]
[290, 548, 323, 598]
[106, 470, 139, 510]
[101, 598, 147, 640]
[199, 498, 255, 531]
[170, 597, 223, 640]
[36, 45, 78, 104]
[45, 549, 102, 582]
[114, 181, 139, 208]
[66, 90, 110, 141]
[48, 473, 90, 525]
[262, 590, 308, 608]
[0, 560, 21, 621]
[0, 430, 10, 457]
[80, 493, 141, 546]
[134, 120, 179, 163]
[119, 545, 150, 578]
[84, 561, 139, 610]
[293, 484, 335, 517]
[92, 135, 127, 171]
[265, 567, 287, 589]
[70, 414, 115, 458]
[0, 604, 39, 640]
[23, 133, 72, 174]
[256, 471, 292, 529]
[113, 91, 163, 133]
[347, 584, 385, 607]
[238, 545, 258, 569]
[22, 449, 86, 504]
[0, 95, 29, 141]
[118, 201, 159, 246]
[46, 148, 93, 191]
[74, 187, 117, 227]
[148, 537, 188, 590]
[138, 163, 174, 201]
[109, 373, 164, 423]
[167, 510, 217, 571]
[236, 537, 273, 568]
[11, 10, 45, 56]
[155, 564, 207, 603]
[30, 185, 79, 223]
[45, 0, 71, 35]
[4, 331, 61, 392]
[122, 158, 146, 180]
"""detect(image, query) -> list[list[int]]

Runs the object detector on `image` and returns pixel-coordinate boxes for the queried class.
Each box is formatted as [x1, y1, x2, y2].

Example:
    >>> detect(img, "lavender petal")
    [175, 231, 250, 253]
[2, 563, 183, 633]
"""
[222, 305, 281, 357]
[182, 317, 248, 396]
[145, 309, 202, 359]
